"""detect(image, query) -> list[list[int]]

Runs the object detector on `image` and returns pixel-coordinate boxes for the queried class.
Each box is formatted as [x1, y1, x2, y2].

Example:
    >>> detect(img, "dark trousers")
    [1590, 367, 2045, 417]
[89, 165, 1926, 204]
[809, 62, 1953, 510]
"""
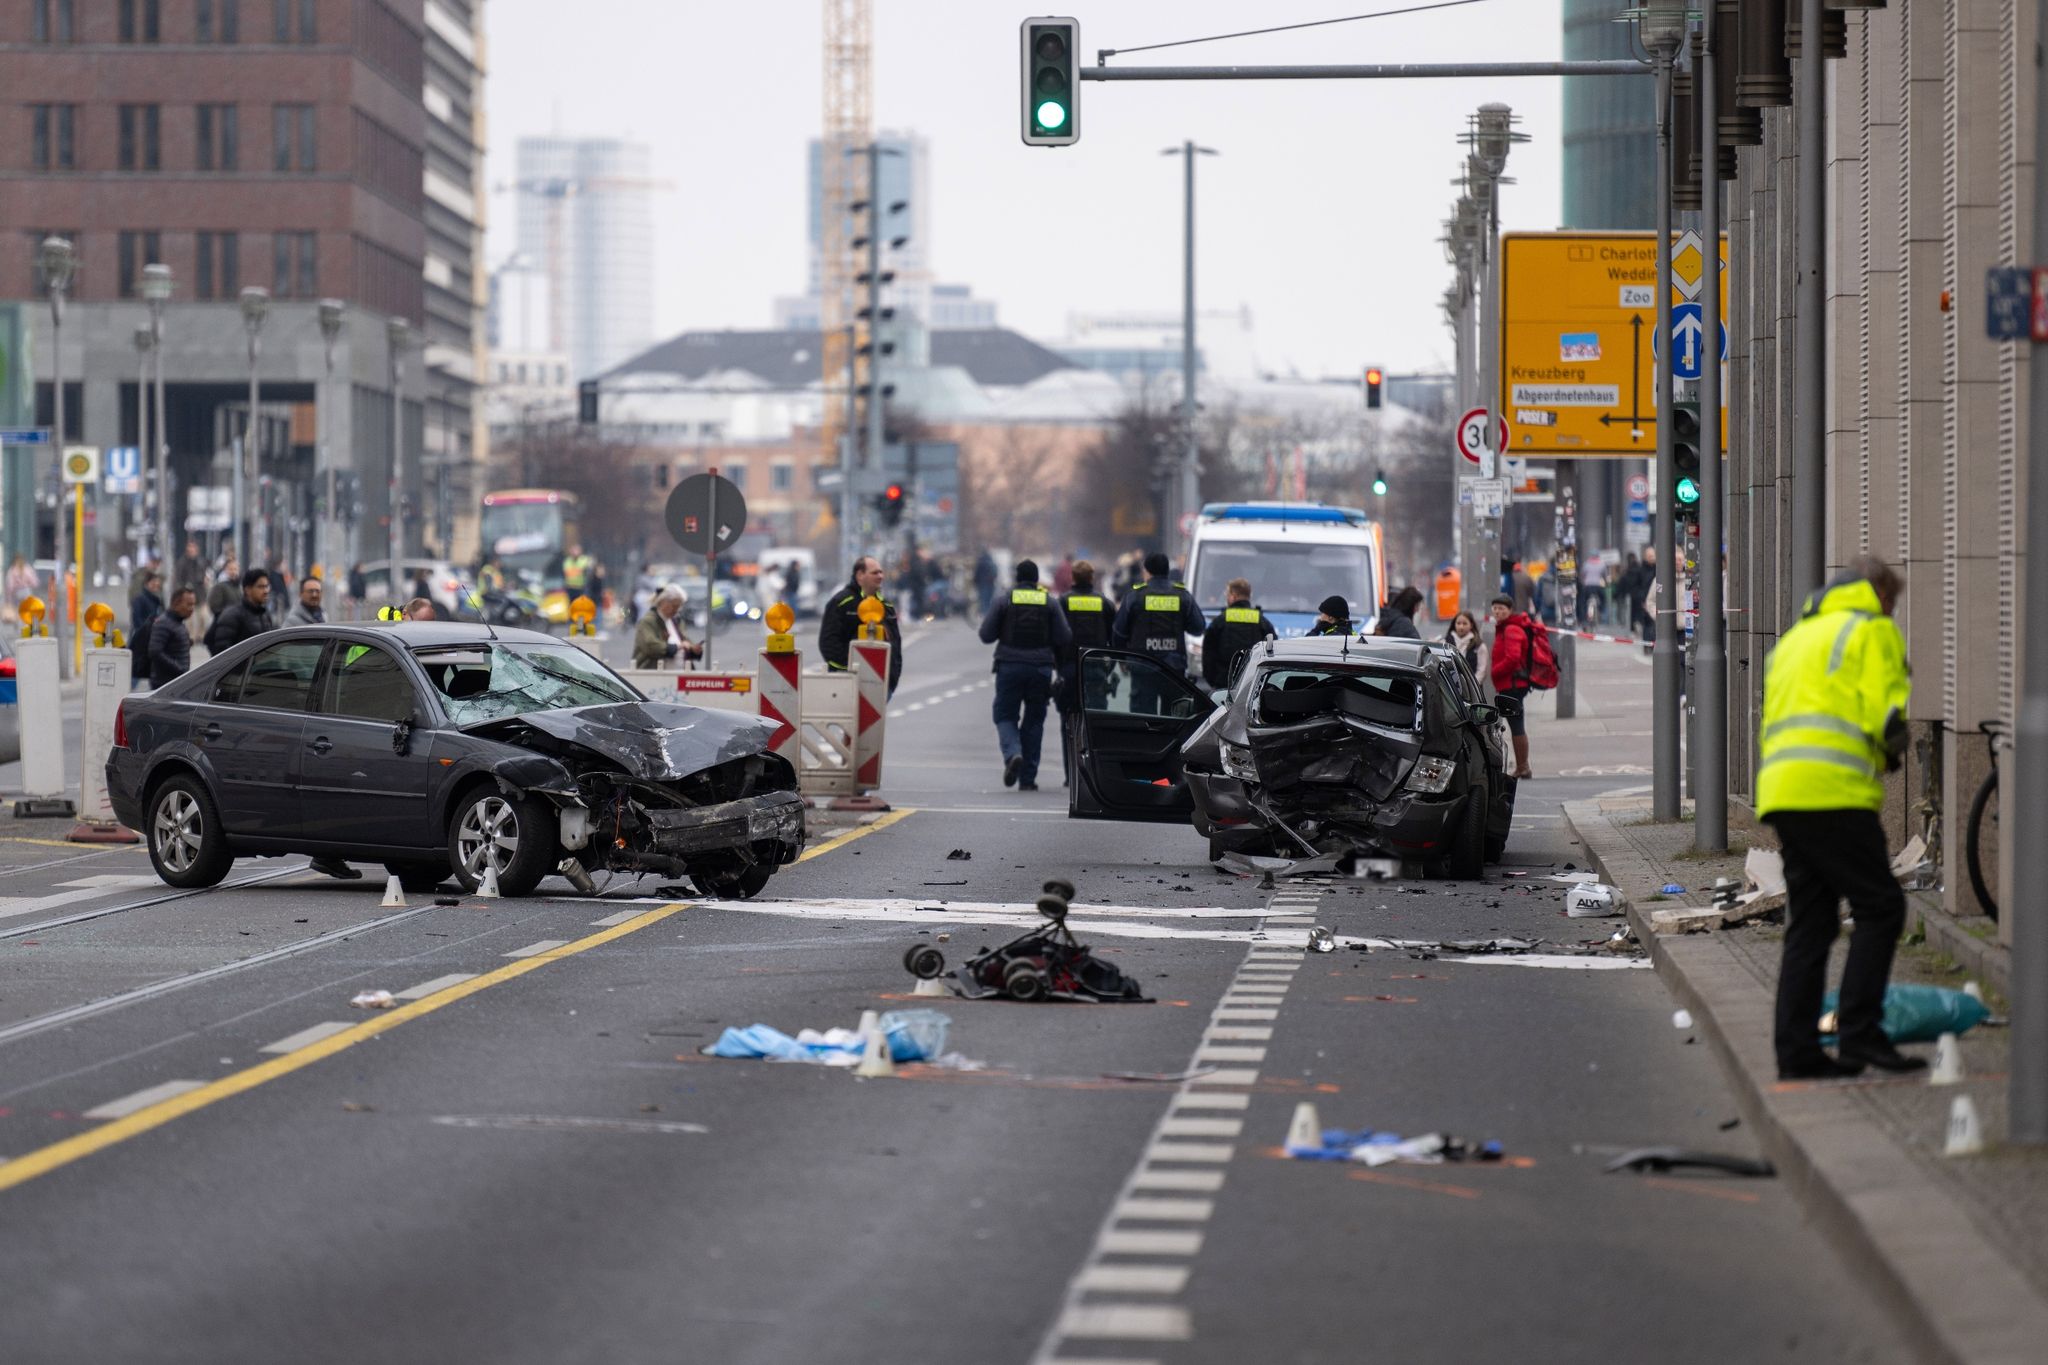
[993, 662, 1053, 785]
[1767, 809, 1907, 1067]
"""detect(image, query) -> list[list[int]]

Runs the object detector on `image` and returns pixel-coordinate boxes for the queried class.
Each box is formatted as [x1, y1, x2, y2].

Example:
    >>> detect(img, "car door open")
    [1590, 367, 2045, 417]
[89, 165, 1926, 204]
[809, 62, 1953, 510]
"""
[1069, 649, 1215, 822]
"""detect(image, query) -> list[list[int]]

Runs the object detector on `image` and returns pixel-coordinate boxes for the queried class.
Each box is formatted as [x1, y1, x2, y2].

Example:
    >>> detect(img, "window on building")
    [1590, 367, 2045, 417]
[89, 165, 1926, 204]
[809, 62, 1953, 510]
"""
[118, 0, 161, 43]
[31, 105, 76, 171]
[196, 105, 239, 172]
[273, 0, 315, 42]
[196, 0, 238, 42]
[771, 463, 795, 493]
[272, 231, 316, 298]
[117, 231, 163, 299]
[119, 105, 161, 171]
[33, 0, 76, 42]
[26, 230, 81, 294]
[724, 463, 748, 492]
[196, 232, 240, 301]
[273, 104, 316, 171]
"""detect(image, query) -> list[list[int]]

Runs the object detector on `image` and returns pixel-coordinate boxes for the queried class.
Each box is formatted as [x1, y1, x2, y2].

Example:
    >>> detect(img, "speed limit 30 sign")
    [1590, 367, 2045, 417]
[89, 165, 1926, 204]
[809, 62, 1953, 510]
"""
[1455, 409, 1509, 468]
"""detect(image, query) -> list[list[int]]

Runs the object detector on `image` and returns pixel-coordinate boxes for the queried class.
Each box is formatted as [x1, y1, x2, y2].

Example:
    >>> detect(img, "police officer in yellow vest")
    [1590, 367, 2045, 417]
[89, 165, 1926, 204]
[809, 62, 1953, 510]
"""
[979, 559, 1071, 791]
[561, 544, 593, 594]
[1200, 577, 1277, 691]
[1759, 555, 1918, 1080]
[1056, 559, 1112, 786]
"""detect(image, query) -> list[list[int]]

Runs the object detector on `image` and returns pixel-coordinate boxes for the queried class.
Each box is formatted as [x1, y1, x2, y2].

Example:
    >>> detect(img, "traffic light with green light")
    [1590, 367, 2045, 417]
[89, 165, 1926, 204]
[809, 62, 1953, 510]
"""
[1671, 400, 1702, 522]
[1365, 367, 1384, 410]
[1020, 18, 1080, 146]
[1371, 469, 1388, 497]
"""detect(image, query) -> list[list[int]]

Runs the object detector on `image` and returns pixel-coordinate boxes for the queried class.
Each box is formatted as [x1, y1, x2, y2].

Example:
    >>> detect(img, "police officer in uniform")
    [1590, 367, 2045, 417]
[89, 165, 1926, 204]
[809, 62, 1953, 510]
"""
[1306, 594, 1353, 637]
[1760, 556, 1919, 1080]
[1200, 577, 1277, 691]
[979, 559, 1071, 791]
[1055, 559, 1112, 786]
[1110, 552, 1206, 713]
[819, 554, 904, 697]
[560, 543, 594, 597]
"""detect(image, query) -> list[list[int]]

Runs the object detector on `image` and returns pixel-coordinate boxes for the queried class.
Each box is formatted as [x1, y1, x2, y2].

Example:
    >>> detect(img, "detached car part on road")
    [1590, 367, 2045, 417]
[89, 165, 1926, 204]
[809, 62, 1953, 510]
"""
[106, 623, 804, 899]
[1067, 637, 1514, 879]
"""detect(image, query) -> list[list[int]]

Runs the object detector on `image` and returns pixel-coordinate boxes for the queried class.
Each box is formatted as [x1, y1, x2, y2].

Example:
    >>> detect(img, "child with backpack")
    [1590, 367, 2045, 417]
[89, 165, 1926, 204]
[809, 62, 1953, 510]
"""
[1488, 594, 1556, 779]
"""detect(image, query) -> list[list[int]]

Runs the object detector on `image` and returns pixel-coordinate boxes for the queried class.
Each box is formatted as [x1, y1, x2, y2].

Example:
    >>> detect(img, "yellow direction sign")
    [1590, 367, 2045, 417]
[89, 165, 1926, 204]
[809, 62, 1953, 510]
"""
[1498, 231, 1726, 457]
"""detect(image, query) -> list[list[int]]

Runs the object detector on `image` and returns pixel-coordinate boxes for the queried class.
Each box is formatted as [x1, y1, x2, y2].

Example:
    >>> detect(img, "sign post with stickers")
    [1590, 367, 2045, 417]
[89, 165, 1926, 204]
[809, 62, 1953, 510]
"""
[1497, 231, 1727, 457]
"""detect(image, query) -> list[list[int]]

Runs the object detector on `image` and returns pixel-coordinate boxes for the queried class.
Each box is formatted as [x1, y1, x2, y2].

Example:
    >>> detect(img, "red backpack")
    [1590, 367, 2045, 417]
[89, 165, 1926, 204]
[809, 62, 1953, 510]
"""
[1518, 620, 1559, 690]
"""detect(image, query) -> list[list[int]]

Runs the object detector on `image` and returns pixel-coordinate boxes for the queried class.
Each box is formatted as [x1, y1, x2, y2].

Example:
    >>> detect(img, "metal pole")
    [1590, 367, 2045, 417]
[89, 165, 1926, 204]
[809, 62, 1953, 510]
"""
[1790, 0, 1826, 602]
[50, 283, 68, 677]
[389, 345, 403, 586]
[841, 321, 857, 578]
[2007, 0, 2048, 1146]
[152, 306, 169, 573]
[136, 333, 151, 564]
[1079, 60, 1649, 82]
[704, 465, 717, 670]
[1695, 24, 1726, 851]
[1653, 45, 1682, 822]
[864, 145, 885, 536]
[1180, 140, 1198, 561]
[244, 329, 260, 575]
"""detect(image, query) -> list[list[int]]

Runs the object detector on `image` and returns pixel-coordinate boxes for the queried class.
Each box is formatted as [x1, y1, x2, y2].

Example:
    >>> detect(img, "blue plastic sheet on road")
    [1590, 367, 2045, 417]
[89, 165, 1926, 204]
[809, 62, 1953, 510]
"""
[703, 1010, 950, 1065]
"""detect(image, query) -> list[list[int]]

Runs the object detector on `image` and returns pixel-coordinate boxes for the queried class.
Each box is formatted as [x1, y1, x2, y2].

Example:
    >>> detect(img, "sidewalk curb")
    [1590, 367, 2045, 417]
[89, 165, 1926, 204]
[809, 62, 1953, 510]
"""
[1564, 798, 2048, 1365]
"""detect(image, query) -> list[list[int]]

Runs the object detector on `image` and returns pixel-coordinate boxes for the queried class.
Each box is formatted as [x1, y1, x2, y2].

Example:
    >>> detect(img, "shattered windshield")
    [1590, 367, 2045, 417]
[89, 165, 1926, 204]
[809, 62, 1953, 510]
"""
[413, 642, 640, 725]
[1254, 666, 1421, 731]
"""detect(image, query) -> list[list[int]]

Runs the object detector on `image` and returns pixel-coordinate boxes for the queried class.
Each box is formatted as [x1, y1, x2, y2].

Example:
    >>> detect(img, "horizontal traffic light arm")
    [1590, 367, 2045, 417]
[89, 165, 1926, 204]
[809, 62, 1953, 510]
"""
[1076, 60, 1648, 82]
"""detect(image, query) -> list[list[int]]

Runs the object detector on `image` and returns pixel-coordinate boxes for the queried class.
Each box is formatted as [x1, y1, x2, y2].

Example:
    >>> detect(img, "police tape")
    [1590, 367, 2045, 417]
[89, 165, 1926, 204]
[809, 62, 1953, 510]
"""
[1540, 623, 1642, 647]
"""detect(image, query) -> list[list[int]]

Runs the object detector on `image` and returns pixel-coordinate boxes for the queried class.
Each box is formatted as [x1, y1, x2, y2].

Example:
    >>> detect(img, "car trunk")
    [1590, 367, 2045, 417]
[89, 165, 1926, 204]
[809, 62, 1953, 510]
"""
[1247, 666, 1424, 804]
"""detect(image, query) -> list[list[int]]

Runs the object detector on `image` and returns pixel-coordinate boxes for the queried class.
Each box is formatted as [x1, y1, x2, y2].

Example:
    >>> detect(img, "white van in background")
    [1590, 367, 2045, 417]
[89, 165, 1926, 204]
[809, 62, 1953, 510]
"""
[757, 548, 821, 617]
[1184, 503, 1387, 667]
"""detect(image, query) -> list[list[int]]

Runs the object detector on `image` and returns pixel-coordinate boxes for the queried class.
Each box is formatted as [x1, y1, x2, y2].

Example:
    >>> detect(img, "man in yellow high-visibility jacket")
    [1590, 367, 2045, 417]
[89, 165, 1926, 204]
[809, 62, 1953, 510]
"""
[1758, 555, 1918, 1080]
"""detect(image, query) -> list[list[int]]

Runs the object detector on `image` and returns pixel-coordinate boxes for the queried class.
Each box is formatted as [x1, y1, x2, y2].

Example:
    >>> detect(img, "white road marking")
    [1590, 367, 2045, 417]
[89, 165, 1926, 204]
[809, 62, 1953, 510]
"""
[259, 1021, 355, 1054]
[1188, 1069, 1259, 1087]
[1212, 1008, 1278, 1021]
[82, 1079, 205, 1119]
[53, 874, 160, 890]
[1131, 1168, 1228, 1191]
[504, 939, 569, 958]
[1205, 1026, 1273, 1041]
[1114, 1197, 1215, 1222]
[1144, 1141, 1234, 1163]
[1447, 954, 1653, 970]
[1156, 1117, 1244, 1139]
[1172, 1092, 1250, 1111]
[397, 973, 477, 1000]
[1194, 1045, 1266, 1063]
[1095, 1229, 1204, 1256]
[1076, 1265, 1191, 1294]
[1056, 1306, 1192, 1342]
[589, 911, 643, 927]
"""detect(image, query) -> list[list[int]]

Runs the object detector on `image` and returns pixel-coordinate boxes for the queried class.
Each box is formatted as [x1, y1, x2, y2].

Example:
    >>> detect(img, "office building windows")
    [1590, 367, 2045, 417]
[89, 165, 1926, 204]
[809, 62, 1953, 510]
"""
[33, 0, 76, 43]
[273, 0, 315, 42]
[118, 231, 163, 299]
[197, 105, 239, 172]
[196, 232, 240, 301]
[273, 104, 316, 171]
[119, 0, 161, 43]
[31, 105, 77, 171]
[771, 463, 795, 493]
[273, 231, 316, 298]
[196, 0, 238, 42]
[119, 105, 162, 171]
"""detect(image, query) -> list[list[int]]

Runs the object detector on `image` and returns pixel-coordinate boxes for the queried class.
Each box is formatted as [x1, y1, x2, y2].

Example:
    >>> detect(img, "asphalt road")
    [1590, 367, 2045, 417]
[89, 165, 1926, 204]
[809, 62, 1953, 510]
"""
[0, 616, 1903, 1364]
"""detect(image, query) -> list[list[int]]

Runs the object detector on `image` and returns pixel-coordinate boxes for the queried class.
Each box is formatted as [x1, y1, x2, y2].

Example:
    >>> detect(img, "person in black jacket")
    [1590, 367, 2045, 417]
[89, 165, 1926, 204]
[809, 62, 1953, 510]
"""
[147, 587, 196, 688]
[1306, 594, 1353, 637]
[1374, 585, 1425, 640]
[1200, 577, 1277, 690]
[818, 555, 903, 696]
[204, 568, 274, 654]
[979, 559, 1070, 791]
[129, 569, 164, 690]
[1055, 559, 1112, 786]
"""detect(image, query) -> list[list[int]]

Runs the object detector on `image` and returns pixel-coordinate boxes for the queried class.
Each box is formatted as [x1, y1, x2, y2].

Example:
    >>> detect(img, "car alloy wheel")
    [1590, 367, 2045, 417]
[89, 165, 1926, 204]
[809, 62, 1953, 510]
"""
[456, 795, 519, 881]
[153, 788, 203, 874]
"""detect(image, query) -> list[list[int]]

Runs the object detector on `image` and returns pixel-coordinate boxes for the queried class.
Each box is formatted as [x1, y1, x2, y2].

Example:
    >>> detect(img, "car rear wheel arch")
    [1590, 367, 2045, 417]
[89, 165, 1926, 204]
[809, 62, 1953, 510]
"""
[140, 757, 209, 817]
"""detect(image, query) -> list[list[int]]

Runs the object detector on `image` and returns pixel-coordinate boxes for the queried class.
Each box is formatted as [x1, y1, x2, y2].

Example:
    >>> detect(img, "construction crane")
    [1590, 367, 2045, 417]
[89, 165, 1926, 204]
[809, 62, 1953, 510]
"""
[821, 0, 873, 564]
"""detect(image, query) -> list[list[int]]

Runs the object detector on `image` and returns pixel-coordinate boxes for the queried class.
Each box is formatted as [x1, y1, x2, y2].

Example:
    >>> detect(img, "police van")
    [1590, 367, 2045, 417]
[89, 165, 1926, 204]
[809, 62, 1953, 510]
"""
[1184, 503, 1386, 670]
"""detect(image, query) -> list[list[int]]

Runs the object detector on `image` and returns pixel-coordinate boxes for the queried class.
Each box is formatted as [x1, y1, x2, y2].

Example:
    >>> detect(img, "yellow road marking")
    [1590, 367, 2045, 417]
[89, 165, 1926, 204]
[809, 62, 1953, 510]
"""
[0, 836, 121, 849]
[795, 805, 916, 863]
[0, 904, 686, 1195]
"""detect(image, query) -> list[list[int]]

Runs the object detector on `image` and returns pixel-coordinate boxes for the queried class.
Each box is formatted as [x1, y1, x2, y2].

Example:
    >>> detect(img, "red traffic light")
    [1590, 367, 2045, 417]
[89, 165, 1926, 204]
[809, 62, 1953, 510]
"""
[884, 483, 904, 501]
[1365, 367, 1383, 385]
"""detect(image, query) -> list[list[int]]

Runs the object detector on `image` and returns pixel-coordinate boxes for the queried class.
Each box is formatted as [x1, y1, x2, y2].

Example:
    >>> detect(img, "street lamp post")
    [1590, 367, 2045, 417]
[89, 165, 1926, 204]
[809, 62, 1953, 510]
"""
[387, 317, 411, 587]
[316, 299, 345, 581]
[141, 264, 173, 569]
[237, 287, 269, 574]
[133, 324, 154, 563]
[1695, 8, 1728, 852]
[40, 236, 76, 677]
[1164, 141, 1219, 561]
[1642, 0, 1687, 824]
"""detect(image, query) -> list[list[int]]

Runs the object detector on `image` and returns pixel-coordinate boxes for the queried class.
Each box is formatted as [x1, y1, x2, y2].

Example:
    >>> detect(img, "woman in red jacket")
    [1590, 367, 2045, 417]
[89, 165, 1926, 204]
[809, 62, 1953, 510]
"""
[1489, 595, 1538, 779]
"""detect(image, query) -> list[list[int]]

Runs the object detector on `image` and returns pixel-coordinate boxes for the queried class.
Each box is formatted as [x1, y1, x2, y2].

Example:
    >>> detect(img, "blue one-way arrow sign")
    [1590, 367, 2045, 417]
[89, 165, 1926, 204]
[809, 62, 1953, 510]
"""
[1655, 302, 1726, 381]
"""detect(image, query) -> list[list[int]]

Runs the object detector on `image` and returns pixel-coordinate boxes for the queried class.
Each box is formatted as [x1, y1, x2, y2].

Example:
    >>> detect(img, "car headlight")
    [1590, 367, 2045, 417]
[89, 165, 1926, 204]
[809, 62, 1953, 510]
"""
[1406, 754, 1456, 794]
[1221, 739, 1258, 782]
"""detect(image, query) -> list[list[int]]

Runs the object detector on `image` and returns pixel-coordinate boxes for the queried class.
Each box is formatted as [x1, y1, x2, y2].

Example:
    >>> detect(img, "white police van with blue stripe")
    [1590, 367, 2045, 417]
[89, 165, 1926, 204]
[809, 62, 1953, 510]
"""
[1185, 503, 1387, 675]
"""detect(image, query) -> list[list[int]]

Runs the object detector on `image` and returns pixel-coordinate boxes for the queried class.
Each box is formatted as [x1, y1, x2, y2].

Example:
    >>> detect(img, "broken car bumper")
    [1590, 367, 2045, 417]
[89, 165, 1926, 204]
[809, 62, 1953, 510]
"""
[640, 790, 807, 860]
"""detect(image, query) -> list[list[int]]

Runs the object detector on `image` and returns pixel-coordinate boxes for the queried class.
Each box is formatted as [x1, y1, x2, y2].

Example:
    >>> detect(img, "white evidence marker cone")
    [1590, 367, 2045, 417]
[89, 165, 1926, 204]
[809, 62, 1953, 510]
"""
[854, 1022, 896, 1078]
[1944, 1095, 1985, 1157]
[1962, 980, 1984, 1002]
[1930, 1032, 1966, 1086]
[478, 862, 501, 899]
[912, 976, 950, 997]
[380, 875, 408, 909]
[1284, 1100, 1323, 1153]
[856, 1008, 880, 1038]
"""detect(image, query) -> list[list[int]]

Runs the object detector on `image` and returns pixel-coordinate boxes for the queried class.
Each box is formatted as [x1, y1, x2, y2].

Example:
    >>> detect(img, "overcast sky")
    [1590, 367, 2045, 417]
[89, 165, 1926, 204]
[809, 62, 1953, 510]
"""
[484, 0, 1568, 379]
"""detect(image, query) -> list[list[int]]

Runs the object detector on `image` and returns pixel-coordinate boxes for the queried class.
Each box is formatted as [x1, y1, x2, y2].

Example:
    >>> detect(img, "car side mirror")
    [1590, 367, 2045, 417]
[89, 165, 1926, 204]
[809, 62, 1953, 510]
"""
[393, 708, 418, 755]
[1468, 703, 1499, 727]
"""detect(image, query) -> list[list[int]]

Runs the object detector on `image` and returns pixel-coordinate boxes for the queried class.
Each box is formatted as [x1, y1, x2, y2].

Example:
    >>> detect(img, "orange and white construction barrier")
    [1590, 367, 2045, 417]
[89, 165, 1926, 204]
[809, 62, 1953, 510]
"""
[850, 597, 891, 792]
[758, 602, 803, 766]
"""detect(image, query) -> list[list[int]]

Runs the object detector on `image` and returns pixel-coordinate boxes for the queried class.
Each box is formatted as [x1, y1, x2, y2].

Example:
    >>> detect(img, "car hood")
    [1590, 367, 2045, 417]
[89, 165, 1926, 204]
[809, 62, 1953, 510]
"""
[467, 701, 778, 780]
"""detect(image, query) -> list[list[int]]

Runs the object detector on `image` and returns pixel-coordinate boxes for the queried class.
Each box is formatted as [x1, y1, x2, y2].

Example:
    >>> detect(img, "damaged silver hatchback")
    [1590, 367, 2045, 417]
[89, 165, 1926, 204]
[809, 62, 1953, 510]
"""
[106, 623, 804, 899]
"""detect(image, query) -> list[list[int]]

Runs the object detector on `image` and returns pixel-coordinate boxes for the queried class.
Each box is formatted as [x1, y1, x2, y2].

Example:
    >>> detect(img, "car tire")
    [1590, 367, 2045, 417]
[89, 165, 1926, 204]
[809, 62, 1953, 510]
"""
[385, 859, 451, 894]
[1443, 785, 1488, 881]
[146, 774, 233, 889]
[1485, 774, 1517, 863]
[692, 864, 775, 900]
[447, 787, 555, 897]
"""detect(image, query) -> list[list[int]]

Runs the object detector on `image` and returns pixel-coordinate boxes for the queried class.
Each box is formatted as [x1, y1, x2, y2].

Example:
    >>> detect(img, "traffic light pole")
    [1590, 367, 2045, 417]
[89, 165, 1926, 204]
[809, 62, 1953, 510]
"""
[1789, 0, 1827, 605]
[1167, 141, 1216, 562]
[1651, 43, 1682, 824]
[864, 145, 886, 520]
[1694, 21, 1726, 853]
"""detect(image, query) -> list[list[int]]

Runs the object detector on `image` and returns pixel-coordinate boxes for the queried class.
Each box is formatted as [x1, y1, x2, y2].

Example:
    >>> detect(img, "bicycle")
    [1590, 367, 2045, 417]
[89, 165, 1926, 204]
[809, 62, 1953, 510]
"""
[1964, 720, 2006, 922]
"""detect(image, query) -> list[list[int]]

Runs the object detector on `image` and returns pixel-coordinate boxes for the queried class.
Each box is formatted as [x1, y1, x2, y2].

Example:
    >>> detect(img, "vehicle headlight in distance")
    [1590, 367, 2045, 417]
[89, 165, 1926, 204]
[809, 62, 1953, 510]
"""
[1221, 739, 1258, 782]
[1406, 755, 1456, 794]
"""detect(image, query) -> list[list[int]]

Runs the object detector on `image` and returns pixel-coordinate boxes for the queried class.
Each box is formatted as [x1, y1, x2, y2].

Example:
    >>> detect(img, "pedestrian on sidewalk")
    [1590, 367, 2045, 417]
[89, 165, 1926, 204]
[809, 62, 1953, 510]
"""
[129, 569, 164, 690]
[284, 576, 326, 627]
[1444, 610, 1487, 694]
[1759, 555, 1918, 1081]
[819, 555, 904, 698]
[980, 559, 1070, 792]
[1488, 595, 1541, 779]
[146, 587, 195, 689]
[204, 568, 273, 654]
[1374, 585, 1424, 640]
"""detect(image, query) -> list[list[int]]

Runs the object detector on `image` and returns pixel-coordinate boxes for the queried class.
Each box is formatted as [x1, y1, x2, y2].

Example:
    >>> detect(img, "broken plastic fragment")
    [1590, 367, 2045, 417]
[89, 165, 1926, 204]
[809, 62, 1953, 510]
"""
[350, 989, 396, 1010]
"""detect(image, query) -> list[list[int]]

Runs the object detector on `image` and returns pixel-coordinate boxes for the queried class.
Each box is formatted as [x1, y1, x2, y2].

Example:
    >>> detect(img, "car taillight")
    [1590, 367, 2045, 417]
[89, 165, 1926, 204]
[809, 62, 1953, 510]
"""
[113, 699, 129, 750]
[0, 657, 15, 678]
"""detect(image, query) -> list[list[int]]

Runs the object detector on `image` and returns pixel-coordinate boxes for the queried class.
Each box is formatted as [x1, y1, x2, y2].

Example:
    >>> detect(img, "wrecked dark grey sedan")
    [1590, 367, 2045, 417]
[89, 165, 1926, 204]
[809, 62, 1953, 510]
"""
[105, 623, 804, 899]
[1068, 637, 1514, 878]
